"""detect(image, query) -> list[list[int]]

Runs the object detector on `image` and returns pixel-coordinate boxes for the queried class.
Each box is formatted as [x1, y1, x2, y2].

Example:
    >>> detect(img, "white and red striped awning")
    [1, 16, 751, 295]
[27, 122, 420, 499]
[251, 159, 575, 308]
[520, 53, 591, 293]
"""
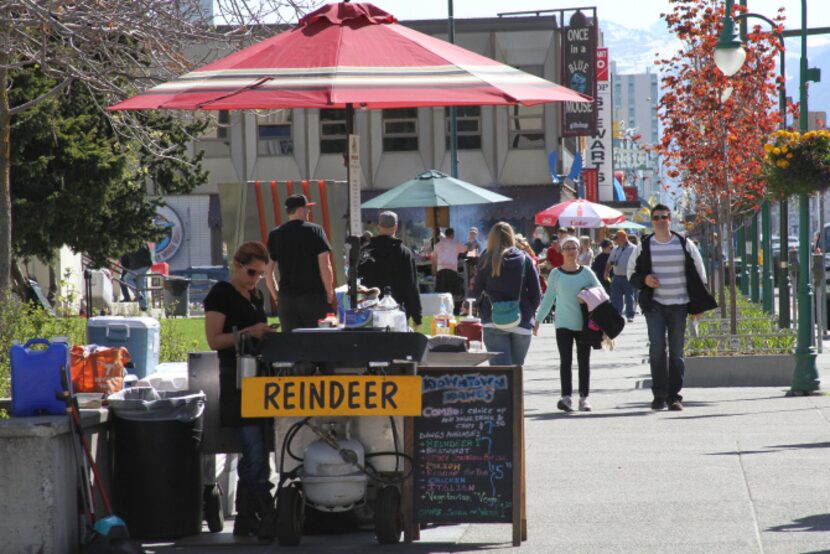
[109, 2, 590, 111]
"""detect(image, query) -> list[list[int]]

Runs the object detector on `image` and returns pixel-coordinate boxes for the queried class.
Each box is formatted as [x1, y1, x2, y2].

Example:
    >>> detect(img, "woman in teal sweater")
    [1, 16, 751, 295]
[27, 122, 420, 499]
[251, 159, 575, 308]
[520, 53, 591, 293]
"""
[536, 236, 602, 412]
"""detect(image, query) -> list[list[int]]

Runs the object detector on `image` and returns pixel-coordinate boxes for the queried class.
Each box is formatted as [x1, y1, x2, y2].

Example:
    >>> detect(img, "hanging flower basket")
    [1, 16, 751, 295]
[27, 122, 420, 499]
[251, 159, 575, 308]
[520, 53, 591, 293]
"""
[763, 129, 830, 197]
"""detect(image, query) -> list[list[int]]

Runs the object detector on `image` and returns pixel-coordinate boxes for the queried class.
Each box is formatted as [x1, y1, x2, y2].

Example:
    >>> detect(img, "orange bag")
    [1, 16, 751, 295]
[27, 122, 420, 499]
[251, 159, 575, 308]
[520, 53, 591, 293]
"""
[70, 345, 131, 394]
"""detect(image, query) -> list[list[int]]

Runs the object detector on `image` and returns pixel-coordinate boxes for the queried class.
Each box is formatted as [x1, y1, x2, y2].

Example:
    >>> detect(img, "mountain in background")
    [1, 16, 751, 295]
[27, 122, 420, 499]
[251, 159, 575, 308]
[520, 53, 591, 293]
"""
[601, 19, 830, 118]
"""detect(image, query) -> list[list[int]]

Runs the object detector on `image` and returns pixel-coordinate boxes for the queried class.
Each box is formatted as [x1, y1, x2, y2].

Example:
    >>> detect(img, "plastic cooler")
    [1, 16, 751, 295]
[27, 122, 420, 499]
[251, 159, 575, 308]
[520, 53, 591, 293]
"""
[87, 316, 160, 378]
[11, 338, 71, 416]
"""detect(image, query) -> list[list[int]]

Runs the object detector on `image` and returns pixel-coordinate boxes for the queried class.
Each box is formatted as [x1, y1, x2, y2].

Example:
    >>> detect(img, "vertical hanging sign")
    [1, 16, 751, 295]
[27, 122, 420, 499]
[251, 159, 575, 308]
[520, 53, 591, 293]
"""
[587, 47, 613, 201]
[348, 134, 362, 235]
[583, 168, 599, 202]
[561, 10, 597, 137]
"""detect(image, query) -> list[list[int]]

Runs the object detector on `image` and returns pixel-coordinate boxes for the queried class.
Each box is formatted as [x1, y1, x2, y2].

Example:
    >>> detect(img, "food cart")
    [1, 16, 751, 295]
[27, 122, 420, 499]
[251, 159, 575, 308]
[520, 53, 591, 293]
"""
[241, 330, 428, 545]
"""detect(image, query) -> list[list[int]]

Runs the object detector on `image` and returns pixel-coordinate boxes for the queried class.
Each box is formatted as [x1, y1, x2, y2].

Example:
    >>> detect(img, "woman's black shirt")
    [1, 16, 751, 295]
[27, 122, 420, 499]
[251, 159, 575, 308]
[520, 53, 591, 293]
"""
[203, 280, 267, 427]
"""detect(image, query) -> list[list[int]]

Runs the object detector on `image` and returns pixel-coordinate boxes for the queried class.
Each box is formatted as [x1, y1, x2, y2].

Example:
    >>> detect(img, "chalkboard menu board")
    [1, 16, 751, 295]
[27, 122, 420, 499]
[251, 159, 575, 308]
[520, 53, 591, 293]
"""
[410, 367, 522, 535]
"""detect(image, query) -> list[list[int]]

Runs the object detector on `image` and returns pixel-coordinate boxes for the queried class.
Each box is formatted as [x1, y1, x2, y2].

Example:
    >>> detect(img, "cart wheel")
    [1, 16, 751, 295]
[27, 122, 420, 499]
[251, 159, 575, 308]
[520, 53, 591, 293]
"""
[204, 484, 225, 533]
[276, 485, 304, 546]
[374, 486, 403, 544]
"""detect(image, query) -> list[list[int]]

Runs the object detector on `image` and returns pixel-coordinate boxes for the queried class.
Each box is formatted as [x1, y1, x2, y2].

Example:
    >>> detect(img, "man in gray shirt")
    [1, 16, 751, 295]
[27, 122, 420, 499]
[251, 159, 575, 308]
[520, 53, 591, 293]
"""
[605, 230, 636, 322]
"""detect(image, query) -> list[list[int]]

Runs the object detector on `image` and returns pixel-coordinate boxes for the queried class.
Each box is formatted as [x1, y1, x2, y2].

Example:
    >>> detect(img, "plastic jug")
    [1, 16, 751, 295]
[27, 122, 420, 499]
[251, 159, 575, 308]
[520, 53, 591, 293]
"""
[11, 338, 71, 416]
[372, 288, 408, 332]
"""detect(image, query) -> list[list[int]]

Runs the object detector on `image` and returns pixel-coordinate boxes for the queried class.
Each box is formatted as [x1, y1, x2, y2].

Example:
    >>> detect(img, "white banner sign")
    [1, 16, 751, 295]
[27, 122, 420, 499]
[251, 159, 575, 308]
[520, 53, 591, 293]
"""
[587, 48, 613, 202]
[348, 134, 362, 235]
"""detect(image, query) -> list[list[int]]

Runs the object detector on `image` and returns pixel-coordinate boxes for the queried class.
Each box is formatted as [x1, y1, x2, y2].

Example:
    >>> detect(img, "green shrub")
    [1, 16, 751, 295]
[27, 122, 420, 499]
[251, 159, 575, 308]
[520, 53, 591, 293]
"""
[159, 318, 200, 363]
[686, 293, 795, 356]
[0, 291, 86, 398]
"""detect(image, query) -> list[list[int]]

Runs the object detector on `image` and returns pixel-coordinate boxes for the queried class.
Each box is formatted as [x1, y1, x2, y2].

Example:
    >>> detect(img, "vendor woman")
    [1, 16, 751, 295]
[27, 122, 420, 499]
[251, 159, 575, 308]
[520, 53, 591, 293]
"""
[204, 241, 276, 539]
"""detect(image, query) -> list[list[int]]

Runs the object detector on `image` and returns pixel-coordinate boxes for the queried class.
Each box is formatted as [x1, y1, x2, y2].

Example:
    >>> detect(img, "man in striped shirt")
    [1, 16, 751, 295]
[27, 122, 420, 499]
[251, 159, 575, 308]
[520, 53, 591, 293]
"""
[626, 204, 708, 412]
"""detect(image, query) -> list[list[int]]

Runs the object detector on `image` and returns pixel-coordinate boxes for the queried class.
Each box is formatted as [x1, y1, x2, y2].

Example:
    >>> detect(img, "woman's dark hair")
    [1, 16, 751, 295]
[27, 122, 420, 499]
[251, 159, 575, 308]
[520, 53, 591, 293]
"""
[233, 241, 269, 266]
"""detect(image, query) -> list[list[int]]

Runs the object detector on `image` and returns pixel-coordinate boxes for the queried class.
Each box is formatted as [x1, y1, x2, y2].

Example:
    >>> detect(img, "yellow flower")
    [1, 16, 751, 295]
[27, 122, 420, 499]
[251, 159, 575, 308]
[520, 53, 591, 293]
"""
[773, 147, 781, 155]
[778, 160, 790, 169]
[764, 143, 774, 152]
[786, 153, 793, 159]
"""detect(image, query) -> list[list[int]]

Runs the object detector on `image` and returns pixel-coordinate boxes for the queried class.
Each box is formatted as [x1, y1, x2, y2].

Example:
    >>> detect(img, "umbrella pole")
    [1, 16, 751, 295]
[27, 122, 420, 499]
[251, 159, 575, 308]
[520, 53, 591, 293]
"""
[346, 102, 359, 310]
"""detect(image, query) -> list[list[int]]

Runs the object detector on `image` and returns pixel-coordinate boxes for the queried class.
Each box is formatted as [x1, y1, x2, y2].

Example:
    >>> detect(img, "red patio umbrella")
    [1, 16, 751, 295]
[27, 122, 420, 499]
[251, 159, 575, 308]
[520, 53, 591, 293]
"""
[109, 2, 590, 111]
[535, 199, 624, 228]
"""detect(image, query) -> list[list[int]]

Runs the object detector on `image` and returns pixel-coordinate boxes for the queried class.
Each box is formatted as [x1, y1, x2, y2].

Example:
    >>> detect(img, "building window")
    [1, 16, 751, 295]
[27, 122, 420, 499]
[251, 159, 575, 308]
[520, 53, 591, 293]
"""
[198, 110, 230, 142]
[217, 110, 230, 140]
[383, 108, 419, 151]
[509, 104, 544, 149]
[257, 110, 293, 156]
[509, 65, 545, 149]
[320, 109, 347, 154]
[445, 106, 482, 150]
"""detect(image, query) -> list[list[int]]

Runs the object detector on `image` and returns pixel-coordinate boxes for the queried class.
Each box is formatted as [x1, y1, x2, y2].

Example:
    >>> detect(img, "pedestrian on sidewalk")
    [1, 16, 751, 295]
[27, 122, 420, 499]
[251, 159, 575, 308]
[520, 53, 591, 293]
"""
[472, 222, 541, 366]
[591, 239, 613, 293]
[535, 236, 603, 412]
[577, 235, 594, 267]
[627, 204, 716, 411]
[605, 230, 636, 322]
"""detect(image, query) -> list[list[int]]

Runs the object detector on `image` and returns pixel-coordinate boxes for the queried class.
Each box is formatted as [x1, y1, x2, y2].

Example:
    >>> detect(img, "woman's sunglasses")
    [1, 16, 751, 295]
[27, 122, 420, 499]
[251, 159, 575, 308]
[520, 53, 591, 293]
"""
[244, 267, 265, 279]
[652, 214, 671, 221]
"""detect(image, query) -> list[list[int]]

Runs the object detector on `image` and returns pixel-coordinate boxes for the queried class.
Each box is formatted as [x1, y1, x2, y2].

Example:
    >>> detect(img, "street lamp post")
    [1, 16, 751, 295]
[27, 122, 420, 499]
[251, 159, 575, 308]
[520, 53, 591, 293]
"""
[730, 9, 784, 317]
[716, 0, 820, 393]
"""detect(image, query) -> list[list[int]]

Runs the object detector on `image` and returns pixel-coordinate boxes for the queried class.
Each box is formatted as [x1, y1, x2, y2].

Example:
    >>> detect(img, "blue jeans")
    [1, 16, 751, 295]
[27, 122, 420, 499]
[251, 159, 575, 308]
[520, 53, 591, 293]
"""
[483, 327, 532, 366]
[611, 275, 635, 319]
[237, 423, 270, 489]
[644, 302, 688, 402]
[123, 266, 149, 310]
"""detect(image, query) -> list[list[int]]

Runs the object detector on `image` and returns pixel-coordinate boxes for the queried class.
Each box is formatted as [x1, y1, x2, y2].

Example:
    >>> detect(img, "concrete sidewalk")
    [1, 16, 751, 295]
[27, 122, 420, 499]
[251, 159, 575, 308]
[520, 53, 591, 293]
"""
[146, 318, 830, 553]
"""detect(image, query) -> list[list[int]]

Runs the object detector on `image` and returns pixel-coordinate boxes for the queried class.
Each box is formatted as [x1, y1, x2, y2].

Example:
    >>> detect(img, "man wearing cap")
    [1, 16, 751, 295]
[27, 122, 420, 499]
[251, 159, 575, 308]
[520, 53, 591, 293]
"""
[464, 227, 482, 256]
[357, 211, 422, 327]
[605, 230, 636, 322]
[266, 194, 334, 332]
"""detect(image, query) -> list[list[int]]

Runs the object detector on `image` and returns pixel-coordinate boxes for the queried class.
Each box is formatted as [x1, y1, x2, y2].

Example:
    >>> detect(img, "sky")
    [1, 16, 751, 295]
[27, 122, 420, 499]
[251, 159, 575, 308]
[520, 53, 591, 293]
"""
[372, 0, 830, 32]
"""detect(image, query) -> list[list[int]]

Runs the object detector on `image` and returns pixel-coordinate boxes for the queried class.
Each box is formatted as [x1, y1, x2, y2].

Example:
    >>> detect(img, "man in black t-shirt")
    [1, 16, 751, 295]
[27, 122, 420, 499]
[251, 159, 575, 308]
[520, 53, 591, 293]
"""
[266, 194, 334, 332]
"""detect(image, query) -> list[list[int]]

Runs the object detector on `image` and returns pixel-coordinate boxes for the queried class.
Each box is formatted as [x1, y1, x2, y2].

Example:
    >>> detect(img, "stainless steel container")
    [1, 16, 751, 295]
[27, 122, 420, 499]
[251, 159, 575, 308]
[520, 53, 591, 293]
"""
[236, 355, 258, 389]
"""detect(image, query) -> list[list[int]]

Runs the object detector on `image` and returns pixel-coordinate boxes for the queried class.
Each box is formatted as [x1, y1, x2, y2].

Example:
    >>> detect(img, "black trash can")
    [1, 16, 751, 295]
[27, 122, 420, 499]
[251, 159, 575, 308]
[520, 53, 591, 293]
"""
[108, 387, 206, 539]
[163, 276, 191, 317]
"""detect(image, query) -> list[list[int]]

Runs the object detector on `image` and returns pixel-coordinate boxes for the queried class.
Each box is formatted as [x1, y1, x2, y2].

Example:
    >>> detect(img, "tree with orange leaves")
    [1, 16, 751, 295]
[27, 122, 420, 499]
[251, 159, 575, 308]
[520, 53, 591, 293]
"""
[654, 0, 783, 334]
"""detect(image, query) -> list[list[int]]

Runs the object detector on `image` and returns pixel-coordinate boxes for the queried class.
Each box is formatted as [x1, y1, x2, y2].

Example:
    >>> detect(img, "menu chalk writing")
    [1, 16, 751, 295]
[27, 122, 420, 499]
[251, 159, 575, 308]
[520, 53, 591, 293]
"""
[413, 369, 516, 523]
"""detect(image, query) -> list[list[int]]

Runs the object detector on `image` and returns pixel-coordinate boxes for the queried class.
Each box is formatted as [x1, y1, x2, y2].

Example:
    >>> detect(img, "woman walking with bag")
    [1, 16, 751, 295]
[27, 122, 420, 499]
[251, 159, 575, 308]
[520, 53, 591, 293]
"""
[535, 236, 603, 412]
[472, 222, 542, 365]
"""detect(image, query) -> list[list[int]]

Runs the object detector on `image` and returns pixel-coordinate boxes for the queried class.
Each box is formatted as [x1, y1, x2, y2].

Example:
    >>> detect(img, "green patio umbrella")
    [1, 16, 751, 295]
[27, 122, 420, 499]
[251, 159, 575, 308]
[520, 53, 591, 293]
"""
[606, 219, 648, 230]
[361, 170, 511, 209]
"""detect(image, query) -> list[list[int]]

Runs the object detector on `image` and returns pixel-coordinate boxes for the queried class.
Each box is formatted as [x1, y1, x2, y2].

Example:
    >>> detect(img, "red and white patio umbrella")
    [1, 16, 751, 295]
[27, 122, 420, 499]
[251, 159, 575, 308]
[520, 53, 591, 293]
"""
[109, 2, 590, 111]
[535, 199, 624, 228]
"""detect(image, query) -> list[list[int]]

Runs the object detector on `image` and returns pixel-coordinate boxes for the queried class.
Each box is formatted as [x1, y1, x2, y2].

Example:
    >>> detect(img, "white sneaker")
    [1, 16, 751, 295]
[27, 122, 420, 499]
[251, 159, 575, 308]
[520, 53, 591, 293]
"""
[557, 395, 573, 412]
[578, 397, 592, 412]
